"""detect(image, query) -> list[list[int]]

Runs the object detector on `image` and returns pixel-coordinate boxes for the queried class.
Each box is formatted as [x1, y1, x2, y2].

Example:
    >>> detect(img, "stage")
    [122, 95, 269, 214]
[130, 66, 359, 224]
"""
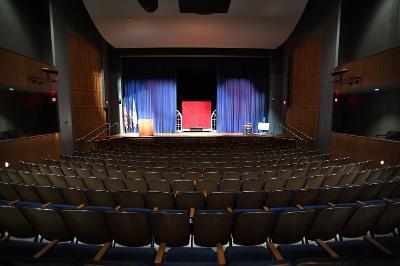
[96, 132, 295, 147]
[119, 132, 273, 138]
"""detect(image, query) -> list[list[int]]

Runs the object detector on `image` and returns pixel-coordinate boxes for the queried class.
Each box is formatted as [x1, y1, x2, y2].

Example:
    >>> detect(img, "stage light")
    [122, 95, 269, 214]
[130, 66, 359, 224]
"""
[9, 87, 14, 91]
[4, 162, 9, 168]
[283, 100, 287, 105]
[380, 160, 385, 165]
[334, 98, 338, 102]
[374, 88, 380, 91]
[51, 97, 57, 102]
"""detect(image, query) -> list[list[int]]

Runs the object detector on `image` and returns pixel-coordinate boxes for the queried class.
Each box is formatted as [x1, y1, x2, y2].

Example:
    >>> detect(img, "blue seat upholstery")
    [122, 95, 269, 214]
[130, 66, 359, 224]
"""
[278, 244, 329, 261]
[102, 246, 156, 265]
[328, 240, 385, 257]
[225, 246, 272, 263]
[165, 247, 216, 262]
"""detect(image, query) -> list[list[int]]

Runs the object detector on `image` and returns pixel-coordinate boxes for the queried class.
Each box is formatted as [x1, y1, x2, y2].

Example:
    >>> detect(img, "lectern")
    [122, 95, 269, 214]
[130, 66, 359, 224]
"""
[139, 119, 154, 136]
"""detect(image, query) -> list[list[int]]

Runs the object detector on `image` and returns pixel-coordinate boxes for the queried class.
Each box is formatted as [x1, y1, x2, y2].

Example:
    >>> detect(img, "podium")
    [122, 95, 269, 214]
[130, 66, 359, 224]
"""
[139, 119, 154, 136]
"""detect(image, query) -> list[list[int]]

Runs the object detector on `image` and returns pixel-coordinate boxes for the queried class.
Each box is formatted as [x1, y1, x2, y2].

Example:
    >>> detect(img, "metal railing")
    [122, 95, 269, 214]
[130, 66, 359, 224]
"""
[86, 123, 119, 143]
[75, 123, 110, 142]
[285, 122, 316, 150]
[280, 123, 307, 151]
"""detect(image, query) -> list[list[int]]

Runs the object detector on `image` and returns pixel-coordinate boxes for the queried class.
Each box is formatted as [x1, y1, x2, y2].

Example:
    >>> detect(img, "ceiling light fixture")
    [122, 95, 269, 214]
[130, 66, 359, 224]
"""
[9, 87, 14, 91]
[374, 88, 380, 91]
[127, 17, 132, 21]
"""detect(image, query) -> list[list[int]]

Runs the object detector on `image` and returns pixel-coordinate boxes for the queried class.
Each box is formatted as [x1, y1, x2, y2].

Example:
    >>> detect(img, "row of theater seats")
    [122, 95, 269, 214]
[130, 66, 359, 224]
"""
[63, 151, 330, 166]
[1, 166, 397, 194]
[16, 158, 394, 184]
[0, 196, 399, 265]
[1, 180, 399, 210]
[38, 157, 366, 178]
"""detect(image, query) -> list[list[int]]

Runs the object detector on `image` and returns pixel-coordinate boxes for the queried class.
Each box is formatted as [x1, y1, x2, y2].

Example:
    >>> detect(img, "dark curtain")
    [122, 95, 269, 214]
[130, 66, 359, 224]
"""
[217, 68, 268, 133]
[123, 69, 177, 133]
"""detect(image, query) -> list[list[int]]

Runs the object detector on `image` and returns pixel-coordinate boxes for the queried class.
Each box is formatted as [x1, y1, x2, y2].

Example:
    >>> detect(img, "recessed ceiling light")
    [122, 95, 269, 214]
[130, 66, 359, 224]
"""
[127, 18, 132, 21]
[374, 88, 380, 91]
[380, 160, 385, 165]
[9, 87, 14, 91]
[4, 162, 9, 168]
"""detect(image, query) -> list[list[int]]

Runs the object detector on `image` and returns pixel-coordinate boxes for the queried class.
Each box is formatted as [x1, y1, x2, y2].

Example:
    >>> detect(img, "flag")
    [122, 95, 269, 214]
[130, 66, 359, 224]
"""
[123, 99, 128, 130]
[131, 97, 138, 129]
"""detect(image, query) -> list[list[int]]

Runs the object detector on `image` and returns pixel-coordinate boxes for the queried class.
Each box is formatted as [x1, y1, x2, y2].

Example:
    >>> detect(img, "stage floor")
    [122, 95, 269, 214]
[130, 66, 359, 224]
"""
[118, 132, 273, 138]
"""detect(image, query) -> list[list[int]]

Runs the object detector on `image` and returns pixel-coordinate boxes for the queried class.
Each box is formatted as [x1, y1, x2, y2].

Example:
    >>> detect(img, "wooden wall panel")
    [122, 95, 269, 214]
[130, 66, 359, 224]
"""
[285, 33, 322, 138]
[335, 46, 400, 92]
[0, 133, 60, 170]
[68, 33, 106, 141]
[0, 48, 56, 92]
[331, 132, 400, 166]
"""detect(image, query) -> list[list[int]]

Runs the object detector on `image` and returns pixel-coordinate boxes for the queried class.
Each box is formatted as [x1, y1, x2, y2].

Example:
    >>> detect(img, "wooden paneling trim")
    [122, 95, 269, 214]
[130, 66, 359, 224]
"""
[331, 132, 400, 166]
[335, 46, 400, 92]
[0, 48, 56, 92]
[285, 32, 323, 139]
[0, 133, 60, 169]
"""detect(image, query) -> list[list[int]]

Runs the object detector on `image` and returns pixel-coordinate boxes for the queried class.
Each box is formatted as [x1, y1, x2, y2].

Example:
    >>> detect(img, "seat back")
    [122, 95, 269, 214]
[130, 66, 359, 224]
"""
[175, 191, 206, 209]
[306, 207, 354, 241]
[22, 207, 73, 242]
[304, 175, 325, 189]
[148, 179, 171, 192]
[194, 210, 233, 247]
[219, 179, 241, 191]
[232, 211, 271, 245]
[152, 211, 190, 246]
[14, 184, 41, 203]
[242, 178, 264, 191]
[271, 210, 316, 244]
[171, 180, 195, 192]
[236, 191, 265, 209]
[196, 179, 218, 193]
[126, 179, 148, 193]
[36, 186, 66, 204]
[292, 188, 319, 206]
[60, 188, 89, 205]
[146, 191, 174, 209]
[371, 201, 400, 235]
[85, 189, 116, 207]
[105, 210, 152, 246]
[62, 209, 112, 244]
[265, 190, 293, 208]
[285, 177, 306, 190]
[0, 205, 37, 238]
[115, 190, 145, 208]
[206, 191, 235, 210]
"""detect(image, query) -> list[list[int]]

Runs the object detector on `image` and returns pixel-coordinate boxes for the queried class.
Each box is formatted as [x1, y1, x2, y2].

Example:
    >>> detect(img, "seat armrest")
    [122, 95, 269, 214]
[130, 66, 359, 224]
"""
[216, 243, 226, 265]
[154, 242, 166, 265]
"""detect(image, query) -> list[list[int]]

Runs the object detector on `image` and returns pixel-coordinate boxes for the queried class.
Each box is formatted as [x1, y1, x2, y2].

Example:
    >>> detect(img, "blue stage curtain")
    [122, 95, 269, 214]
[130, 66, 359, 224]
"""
[217, 68, 268, 133]
[123, 70, 176, 133]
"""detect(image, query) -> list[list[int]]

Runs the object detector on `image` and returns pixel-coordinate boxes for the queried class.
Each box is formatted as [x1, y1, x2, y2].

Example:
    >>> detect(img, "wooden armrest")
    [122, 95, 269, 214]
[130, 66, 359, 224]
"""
[114, 205, 121, 211]
[153, 207, 159, 212]
[154, 242, 166, 265]
[203, 191, 208, 197]
[324, 185, 331, 188]
[356, 200, 366, 206]
[327, 202, 335, 207]
[93, 242, 111, 261]
[33, 239, 59, 258]
[226, 207, 232, 213]
[363, 181, 369, 185]
[263, 206, 270, 211]
[9, 199, 20, 205]
[193, 180, 197, 186]
[216, 243, 226, 266]
[295, 204, 304, 210]
[315, 239, 338, 258]
[363, 235, 393, 255]
[190, 208, 195, 219]
[77, 204, 85, 209]
[267, 241, 284, 261]
[42, 202, 53, 208]
[382, 197, 393, 203]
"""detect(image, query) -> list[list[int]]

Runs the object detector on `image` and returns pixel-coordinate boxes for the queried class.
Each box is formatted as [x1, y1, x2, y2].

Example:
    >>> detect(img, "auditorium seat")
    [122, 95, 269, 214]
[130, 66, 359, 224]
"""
[126, 170, 143, 180]
[85, 189, 116, 207]
[31, 173, 52, 186]
[47, 174, 69, 188]
[226, 210, 273, 265]
[148, 179, 172, 192]
[13, 184, 41, 203]
[171, 179, 194, 192]
[285, 177, 306, 190]
[183, 172, 202, 182]
[175, 191, 206, 210]
[103, 177, 126, 191]
[164, 172, 183, 182]
[202, 171, 221, 181]
[35, 186, 66, 205]
[292, 188, 320, 206]
[196, 179, 219, 193]
[236, 191, 265, 209]
[18, 172, 37, 185]
[219, 179, 241, 191]
[241, 178, 264, 191]
[206, 191, 235, 210]
[126, 179, 148, 193]
[64, 176, 85, 188]
[0, 182, 20, 201]
[146, 191, 175, 210]
[265, 190, 293, 208]
[264, 178, 286, 191]
[60, 187, 89, 206]
[115, 190, 145, 208]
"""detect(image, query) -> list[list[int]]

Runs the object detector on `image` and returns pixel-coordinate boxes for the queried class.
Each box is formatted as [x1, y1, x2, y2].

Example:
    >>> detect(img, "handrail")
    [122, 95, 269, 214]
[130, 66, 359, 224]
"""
[75, 123, 110, 142]
[285, 123, 313, 140]
[280, 123, 304, 141]
[86, 123, 119, 143]
[280, 123, 307, 151]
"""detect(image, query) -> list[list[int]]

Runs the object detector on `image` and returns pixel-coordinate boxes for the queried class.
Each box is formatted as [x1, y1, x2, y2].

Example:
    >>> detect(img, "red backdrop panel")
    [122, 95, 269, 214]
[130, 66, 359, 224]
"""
[182, 101, 211, 129]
